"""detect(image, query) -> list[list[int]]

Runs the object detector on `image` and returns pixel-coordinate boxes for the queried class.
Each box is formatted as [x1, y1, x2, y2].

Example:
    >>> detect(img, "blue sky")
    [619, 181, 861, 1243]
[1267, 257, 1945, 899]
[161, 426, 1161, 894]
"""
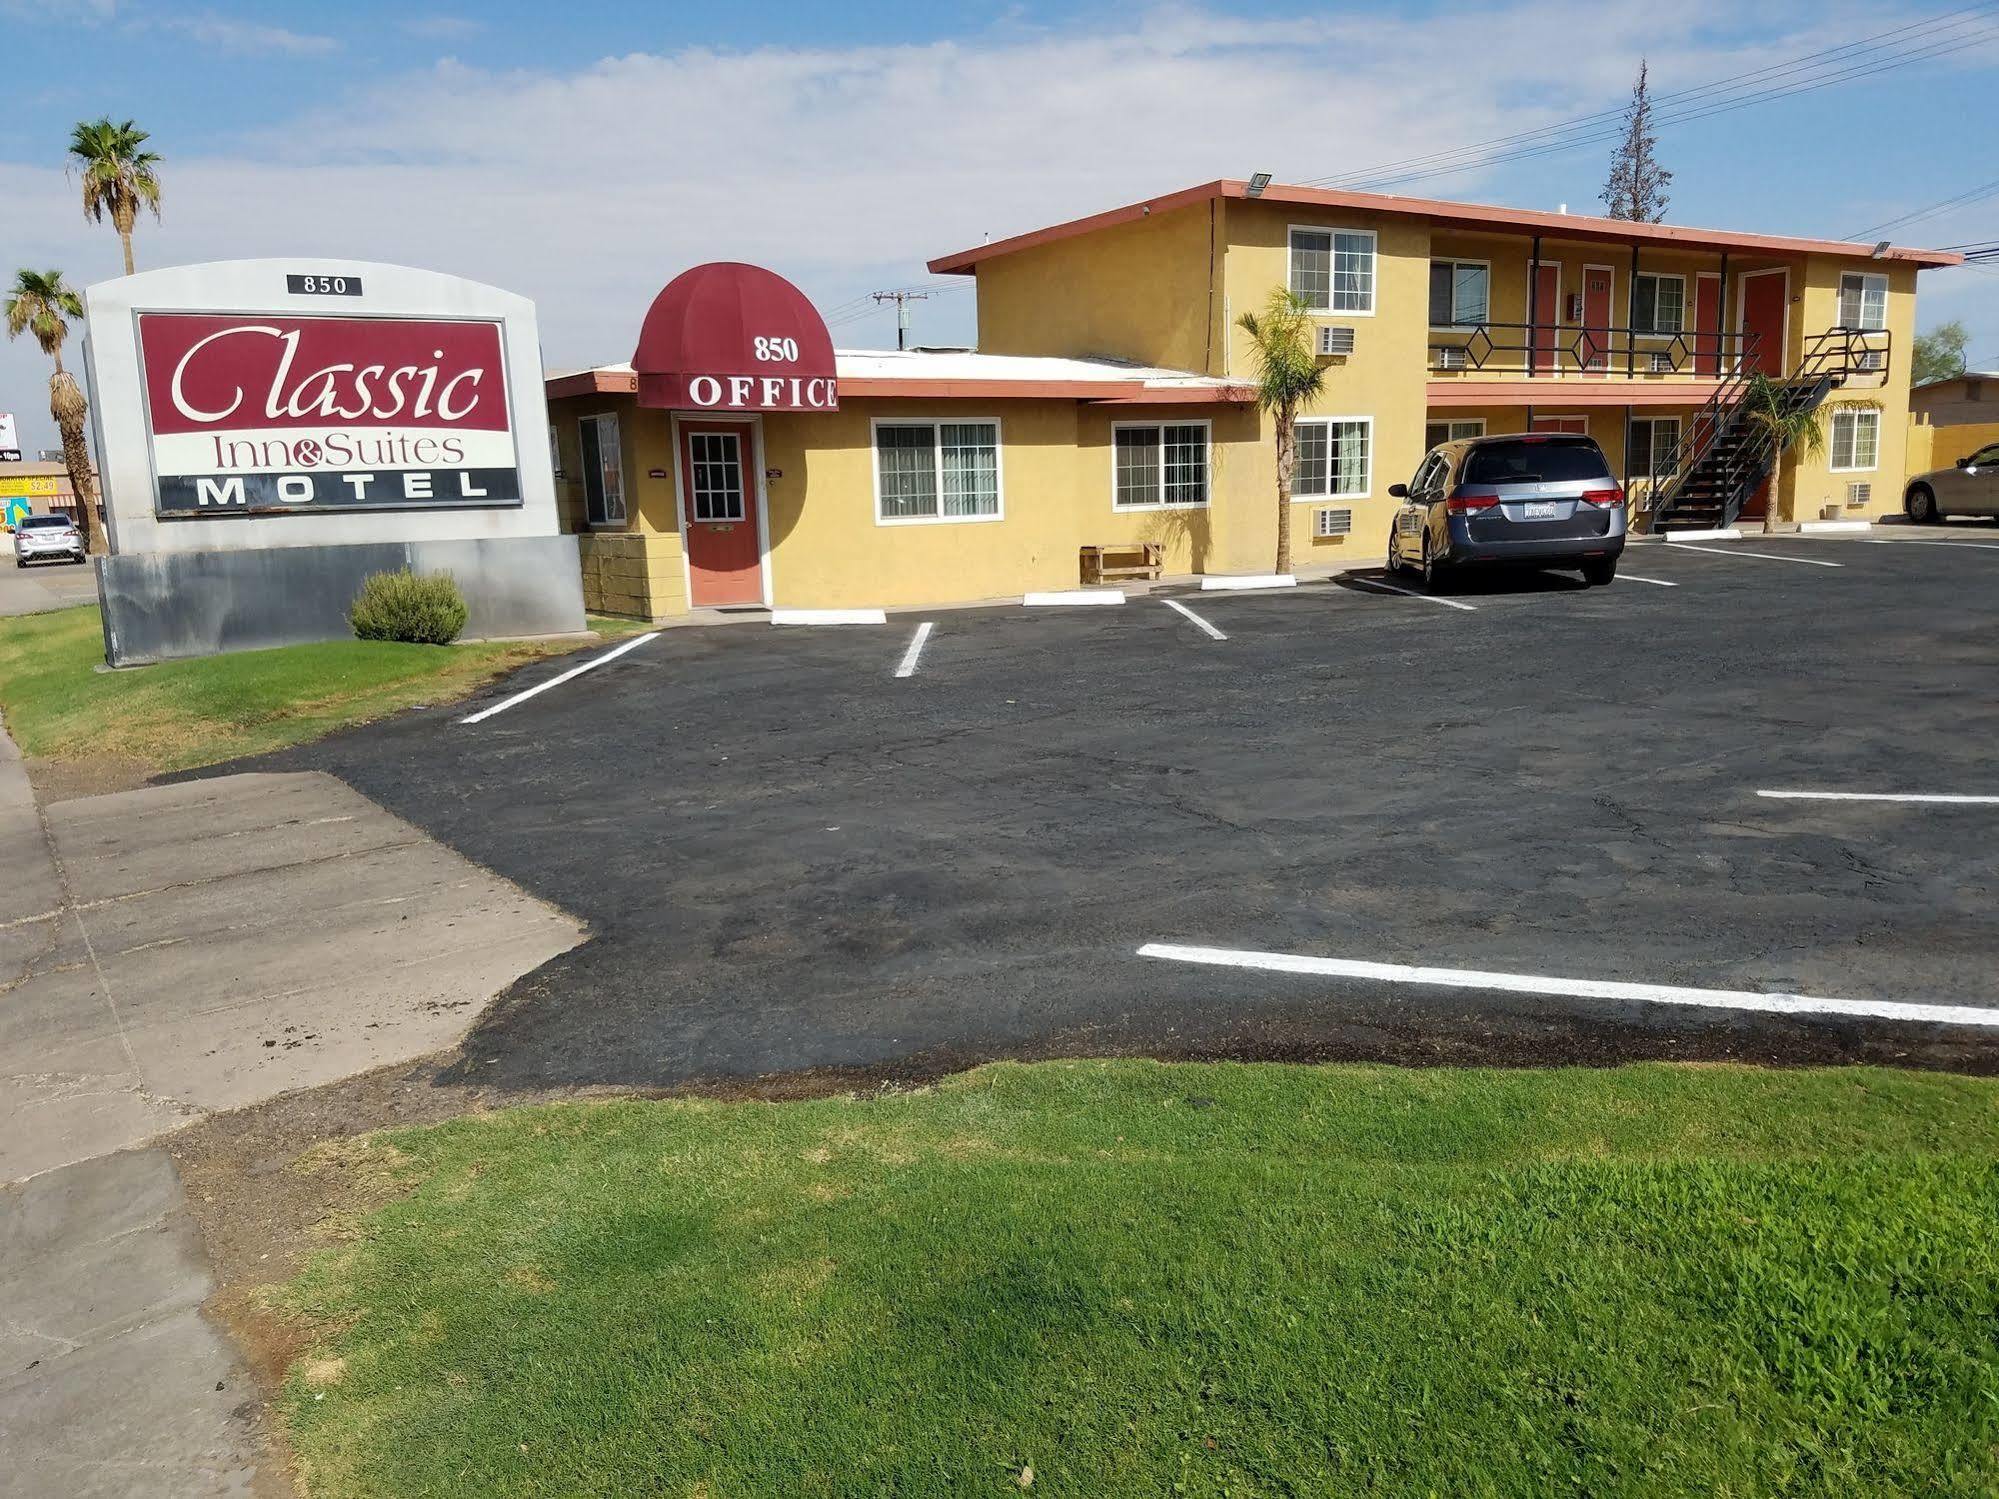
[4, 0, 1997, 447]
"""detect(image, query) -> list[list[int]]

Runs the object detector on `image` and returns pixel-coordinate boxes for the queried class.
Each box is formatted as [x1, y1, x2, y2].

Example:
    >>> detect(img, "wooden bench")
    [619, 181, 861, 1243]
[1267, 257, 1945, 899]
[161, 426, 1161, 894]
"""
[1079, 542, 1163, 585]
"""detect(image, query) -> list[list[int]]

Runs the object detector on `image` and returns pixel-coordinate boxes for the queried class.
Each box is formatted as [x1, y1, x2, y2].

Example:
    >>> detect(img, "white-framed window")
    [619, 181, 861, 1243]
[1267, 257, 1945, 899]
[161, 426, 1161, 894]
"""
[1424, 418, 1484, 450]
[1113, 421, 1210, 509]
[872, 419, 1002, 524]
[1289, 226, 1376, 314]
[578, 412, 625, 527]
[1837, 272, 1889, 332]
[1631, 272, 1686, 334]
[1628, 416, 1682, 477]
[1830, 407, 1881, 472]
[1293, 417, 1371, 499]
[1428, 260, 1489, 328]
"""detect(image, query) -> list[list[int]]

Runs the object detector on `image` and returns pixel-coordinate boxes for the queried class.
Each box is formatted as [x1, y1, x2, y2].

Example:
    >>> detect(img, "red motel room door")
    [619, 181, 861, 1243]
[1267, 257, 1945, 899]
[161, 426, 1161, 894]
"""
[681, 423, 762, 607]
[1581, 266, 1612, 376]
[1737, 271, 1788, 521]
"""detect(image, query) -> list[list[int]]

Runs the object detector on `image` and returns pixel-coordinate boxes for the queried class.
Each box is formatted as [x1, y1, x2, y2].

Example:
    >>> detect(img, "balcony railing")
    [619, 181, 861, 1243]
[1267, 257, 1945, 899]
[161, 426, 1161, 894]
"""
[1429, 321, 1756, 379]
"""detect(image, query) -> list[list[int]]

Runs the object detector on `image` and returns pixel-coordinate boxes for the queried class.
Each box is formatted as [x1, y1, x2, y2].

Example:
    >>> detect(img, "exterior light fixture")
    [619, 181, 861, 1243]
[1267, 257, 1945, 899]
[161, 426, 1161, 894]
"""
[1871, 241, 1891, 258]
[1247, 173, 1272, 198]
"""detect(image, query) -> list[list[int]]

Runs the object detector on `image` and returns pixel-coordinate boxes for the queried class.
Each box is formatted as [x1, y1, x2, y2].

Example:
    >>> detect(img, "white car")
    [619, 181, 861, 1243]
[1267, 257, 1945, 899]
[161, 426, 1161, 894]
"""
[13, 513, 86, 566]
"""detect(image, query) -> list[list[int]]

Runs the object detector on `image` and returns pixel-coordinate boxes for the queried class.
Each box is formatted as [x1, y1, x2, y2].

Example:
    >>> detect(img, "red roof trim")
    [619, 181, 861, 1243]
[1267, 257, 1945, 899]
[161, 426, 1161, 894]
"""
[838, 377, 1251, 403]
[928, 179, 1964, 274]
[546, 369, 636, 400]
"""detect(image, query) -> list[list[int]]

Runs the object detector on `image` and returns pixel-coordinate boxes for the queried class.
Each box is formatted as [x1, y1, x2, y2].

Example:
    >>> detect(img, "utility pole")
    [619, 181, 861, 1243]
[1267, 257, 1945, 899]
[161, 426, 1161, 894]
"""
[871, 289, 931, 351]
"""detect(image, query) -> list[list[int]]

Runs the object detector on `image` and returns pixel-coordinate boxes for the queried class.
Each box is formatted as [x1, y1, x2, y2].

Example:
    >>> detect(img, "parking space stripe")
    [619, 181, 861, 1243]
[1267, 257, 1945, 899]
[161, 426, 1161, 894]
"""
[1862, 538, 1999, 552]
[1664, 544, 1842, 568]
[1137, 942, 1999, 1030]
[459, 632, 661, 725]
[1616, 573, 1677, 587]
[1161, 598, 1226, 640]
[1025, 590, 1124, 606]
[1757, 789, 1999, 805]
[893, 621, 936, 678]
[1349, 577, 1477, 611]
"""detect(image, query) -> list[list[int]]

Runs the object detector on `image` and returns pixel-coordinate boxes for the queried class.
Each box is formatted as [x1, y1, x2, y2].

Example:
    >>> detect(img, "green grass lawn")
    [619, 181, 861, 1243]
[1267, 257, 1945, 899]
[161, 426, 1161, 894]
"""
[281, 1061, 1999, 1497]
[0, 605, 636, 772]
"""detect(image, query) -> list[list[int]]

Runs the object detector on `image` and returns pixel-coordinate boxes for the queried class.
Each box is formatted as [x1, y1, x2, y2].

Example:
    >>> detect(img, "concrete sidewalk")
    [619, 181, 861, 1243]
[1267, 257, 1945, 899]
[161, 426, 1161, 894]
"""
[0, 720, 589, 1496]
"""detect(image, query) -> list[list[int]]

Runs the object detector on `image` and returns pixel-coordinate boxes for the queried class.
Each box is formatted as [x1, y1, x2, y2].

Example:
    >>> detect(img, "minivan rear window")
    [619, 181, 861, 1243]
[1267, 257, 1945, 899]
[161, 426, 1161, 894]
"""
[1463, 439, 1611, 485]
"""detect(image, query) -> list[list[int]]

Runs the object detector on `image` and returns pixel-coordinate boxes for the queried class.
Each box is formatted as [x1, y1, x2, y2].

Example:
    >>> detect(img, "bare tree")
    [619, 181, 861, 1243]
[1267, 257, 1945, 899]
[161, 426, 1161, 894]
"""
[1601, 61, 1672, 222]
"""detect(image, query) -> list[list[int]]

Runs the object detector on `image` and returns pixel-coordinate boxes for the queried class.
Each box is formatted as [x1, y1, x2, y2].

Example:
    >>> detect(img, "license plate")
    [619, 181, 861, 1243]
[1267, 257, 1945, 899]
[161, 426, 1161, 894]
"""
[1523, 501, 1559, 520]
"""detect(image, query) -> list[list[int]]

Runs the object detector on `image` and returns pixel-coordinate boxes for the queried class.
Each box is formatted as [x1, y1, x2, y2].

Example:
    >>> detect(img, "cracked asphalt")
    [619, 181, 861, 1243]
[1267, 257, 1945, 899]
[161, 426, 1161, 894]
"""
[264, 530, 1999, 1089]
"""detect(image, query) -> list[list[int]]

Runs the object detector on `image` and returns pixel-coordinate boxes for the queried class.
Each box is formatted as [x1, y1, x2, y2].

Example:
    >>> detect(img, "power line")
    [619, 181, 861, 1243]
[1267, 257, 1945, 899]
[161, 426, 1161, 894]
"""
[1306, 5, 1996, 189]
[1848, 176, 1999, 238]
[1306, 7, 1999, 193]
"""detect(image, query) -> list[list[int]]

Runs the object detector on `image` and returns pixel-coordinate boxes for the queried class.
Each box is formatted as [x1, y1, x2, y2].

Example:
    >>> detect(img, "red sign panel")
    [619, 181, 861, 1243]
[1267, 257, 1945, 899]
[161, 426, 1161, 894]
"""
[134, 313, 520, 517]
[633, 262, 838, 412]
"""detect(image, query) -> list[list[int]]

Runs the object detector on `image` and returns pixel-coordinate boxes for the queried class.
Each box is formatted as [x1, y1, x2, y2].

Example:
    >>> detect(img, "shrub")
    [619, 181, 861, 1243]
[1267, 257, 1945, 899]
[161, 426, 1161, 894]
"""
[347, 569, 469, 645]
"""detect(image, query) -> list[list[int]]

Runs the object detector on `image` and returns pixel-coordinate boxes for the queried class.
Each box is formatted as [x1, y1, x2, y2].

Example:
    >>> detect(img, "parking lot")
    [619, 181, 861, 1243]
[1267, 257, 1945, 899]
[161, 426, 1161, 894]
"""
[269, 528, 1999, 1090]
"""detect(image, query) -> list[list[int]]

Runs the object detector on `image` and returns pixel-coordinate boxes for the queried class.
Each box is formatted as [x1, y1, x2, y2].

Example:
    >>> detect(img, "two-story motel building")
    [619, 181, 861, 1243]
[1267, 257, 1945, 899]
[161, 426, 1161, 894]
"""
[545, 178, 1959, 619]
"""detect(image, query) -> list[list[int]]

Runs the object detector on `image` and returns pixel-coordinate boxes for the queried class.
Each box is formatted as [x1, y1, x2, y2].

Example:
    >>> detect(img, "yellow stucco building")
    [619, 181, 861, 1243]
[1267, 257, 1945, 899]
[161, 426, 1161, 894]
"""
[546, 179, 1958, 619]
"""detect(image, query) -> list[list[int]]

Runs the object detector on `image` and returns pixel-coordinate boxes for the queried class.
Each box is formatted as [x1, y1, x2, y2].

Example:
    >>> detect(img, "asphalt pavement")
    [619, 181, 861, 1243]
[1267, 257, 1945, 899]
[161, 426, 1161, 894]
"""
[261, 530, 1999, 1090]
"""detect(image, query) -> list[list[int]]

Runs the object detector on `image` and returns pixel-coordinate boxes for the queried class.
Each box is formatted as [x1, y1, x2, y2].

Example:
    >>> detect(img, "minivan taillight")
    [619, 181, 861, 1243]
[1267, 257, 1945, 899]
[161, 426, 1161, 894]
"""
[1579, 484, 1626, 508]
[1445, 486, 1501, 513]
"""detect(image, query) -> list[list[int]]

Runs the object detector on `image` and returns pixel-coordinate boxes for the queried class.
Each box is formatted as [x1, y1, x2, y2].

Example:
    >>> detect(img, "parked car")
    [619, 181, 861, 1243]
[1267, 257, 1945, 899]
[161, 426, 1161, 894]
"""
[1904, 441, 1999, 522]
[1387, 433, 1626, 588]
[13, 513, 86, 567]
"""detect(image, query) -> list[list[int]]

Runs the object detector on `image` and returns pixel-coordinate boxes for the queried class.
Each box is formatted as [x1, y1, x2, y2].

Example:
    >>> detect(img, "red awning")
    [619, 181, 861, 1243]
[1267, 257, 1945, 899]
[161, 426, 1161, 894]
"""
[632, 262, 838, 412]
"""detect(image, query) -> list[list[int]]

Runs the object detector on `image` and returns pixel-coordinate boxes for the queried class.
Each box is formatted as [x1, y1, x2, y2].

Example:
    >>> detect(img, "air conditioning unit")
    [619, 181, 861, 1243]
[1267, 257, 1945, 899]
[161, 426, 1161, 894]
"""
[1855, 350, 1887, 373]
[1648, 351, 1675, 373]
[1846, 481, 1872, 508]
[1434, 346, 1469, 370]
[1314, 506, 1353, 538]
[1316, 324, 1356, 357]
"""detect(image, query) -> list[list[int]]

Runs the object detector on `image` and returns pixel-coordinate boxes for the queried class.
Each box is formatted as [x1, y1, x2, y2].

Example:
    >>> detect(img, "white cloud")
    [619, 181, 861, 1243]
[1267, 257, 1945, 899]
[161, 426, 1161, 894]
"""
[155, 11, 340, 56]
[1, 2, 1988, 448]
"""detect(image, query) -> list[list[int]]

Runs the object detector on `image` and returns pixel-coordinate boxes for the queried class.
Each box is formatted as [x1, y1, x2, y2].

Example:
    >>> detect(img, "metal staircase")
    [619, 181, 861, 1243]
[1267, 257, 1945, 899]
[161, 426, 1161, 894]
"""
[1646, 328, 1891, 532]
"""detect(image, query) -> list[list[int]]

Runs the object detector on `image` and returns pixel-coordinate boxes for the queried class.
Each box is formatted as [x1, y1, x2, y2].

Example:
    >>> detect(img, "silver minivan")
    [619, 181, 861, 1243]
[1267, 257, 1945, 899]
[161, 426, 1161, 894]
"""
[1904, 441, 1999, 522]
[1386, 434, 1626, 589]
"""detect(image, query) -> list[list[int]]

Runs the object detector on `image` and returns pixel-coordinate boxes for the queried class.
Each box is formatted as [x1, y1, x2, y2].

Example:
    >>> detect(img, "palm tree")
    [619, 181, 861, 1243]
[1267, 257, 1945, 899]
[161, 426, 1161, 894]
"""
[1236, 288, 1326, 575]
[5, 270, 99, 554]
[1735, 372, 1829, 534]
[68, 118, 163, 277]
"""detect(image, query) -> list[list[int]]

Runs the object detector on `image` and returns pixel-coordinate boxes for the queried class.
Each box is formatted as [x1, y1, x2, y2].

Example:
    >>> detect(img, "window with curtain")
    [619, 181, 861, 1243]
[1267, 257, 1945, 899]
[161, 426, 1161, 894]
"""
[578, 413, 625, 526]
[1830, 407, 1881, 471]
[1428, 261, 1489, 327]
[1628, 417, 1681, 478]
[874, 421, 1001, 521]
[1631, 273, 1686, 334]
[1424, 419, 1484, 450]
[1113, 423, 1210, 508]
[1292, 419, 1371, 498]
[1289, 228, 1375, 313]
[1838, 273, 1888, 331]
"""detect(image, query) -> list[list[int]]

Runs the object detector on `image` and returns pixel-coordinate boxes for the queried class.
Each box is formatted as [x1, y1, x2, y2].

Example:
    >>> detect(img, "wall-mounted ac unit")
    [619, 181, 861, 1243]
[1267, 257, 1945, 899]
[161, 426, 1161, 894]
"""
[1434, 346, 1468, 370]
[1317, 324, 1356, 357]
[1648, 351, 1675, 373]
[1314, 506, 1353, 538]
[1846, 481, 1872, 508]
[1855, 350, 1887, 372]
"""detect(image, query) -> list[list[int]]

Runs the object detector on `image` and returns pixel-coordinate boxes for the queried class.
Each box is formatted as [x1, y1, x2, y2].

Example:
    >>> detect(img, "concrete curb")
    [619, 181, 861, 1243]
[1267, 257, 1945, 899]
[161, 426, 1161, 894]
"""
[769, 608, 888, 626]
[1024, 590, 1124, 606]
[1199, 574, 1298, 591]
[1799, 520, 1873, 535]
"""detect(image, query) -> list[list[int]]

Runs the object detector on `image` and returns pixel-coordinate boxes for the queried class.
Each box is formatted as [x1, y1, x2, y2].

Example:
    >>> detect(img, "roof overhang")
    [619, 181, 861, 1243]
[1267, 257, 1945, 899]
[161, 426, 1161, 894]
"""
[546, 368, 637, 400]
[929, 179, 1965, 275]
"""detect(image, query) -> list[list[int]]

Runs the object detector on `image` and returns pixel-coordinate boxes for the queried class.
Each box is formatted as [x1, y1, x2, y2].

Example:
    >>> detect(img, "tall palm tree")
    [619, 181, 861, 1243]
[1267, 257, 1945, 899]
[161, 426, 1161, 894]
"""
[1236, 288, 1326, 575]
[5, 270, 99, 554]
[1735, 372, 1829, 535]
[68, 118, 163, 277]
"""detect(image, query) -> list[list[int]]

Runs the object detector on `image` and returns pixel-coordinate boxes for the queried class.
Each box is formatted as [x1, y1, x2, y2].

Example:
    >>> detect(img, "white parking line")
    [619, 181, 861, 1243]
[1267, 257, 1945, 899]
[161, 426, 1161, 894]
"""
[1161, 598, 1227, 640]
[1349, 577, 1477, 611]
[1757, 789, 1999, 805]
[1664, 544, 1842, 568]
[893, 621, 935, 678]
[1137, 942, 1999, 1030]
[1863, 538, 1999, 552]
[1199, 574, 1296, 591]
[459, 631, 660, 725]
[772, 608, 887, 625]
[1616, 573, 1677, 587]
